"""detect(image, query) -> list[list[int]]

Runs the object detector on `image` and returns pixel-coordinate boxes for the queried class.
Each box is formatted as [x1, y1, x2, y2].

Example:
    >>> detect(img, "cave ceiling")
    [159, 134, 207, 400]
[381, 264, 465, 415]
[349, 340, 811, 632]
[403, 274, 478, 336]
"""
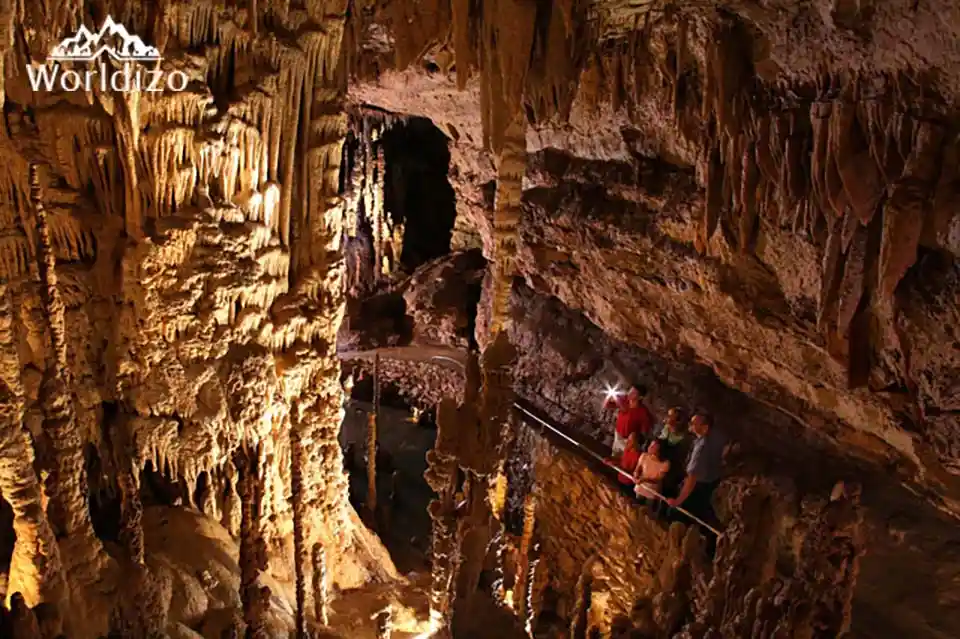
[348, 0, 960, 516]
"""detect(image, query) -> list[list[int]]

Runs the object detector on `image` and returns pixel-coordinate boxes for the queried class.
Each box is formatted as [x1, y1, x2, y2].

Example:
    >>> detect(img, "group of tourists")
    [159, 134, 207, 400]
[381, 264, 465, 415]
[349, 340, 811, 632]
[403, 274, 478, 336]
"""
[603, 384, 726, 543]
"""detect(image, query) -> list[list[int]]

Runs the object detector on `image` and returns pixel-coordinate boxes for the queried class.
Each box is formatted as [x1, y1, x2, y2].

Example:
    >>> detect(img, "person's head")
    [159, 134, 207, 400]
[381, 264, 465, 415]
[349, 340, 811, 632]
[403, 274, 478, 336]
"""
[689, 413, 712, 438]
[646, 438, 661, 457]
[665, 407, 682, 431]
[627, 384, 646, 406]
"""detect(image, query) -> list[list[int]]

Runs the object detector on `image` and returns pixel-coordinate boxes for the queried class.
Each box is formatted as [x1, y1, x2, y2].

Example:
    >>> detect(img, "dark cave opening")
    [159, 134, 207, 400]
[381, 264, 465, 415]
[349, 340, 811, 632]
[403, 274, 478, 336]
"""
[381, 117, 458, 271]
[86, 443, 121, 545]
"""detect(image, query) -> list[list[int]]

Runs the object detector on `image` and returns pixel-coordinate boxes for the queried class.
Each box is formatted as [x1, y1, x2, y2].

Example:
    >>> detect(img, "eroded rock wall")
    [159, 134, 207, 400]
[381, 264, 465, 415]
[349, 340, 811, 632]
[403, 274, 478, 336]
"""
[345, 3, 960, 515]
[0, 3, 399, 636]
[528, 428, 667, 626]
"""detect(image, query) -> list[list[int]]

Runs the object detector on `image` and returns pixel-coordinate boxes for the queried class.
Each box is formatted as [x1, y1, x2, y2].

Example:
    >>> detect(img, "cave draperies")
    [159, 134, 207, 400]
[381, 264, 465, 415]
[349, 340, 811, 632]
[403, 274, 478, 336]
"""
[0, 1, 355, 636]
[345, 1, 960, 411]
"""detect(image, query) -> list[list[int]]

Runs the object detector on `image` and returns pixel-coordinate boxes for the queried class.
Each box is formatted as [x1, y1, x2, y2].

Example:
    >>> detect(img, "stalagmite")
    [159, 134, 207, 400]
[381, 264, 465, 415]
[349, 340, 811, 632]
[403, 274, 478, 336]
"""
[375, 606, 393, 639]
[8, 593, 42, 639]
[569, 556, 596, 639]
[114, 430, 145, 566]
[514, 493, 537, 620]
[237, 446, 270, 639]
[690, 481, 781, 634]
[28, 163, 114, 634]
[0, 285, 66, 612]
[424, 405, 463, 629]
[523, 542, 541, 637]
[312, 543, 329, 627]
[367, 353, 380, 526]
[106, 420, 165, 638]
[289, 420, 308, 639]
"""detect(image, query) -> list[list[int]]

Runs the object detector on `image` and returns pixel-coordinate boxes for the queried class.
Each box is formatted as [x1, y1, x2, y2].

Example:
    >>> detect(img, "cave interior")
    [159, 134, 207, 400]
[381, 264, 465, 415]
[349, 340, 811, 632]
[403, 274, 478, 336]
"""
[0, 1, 959, 638]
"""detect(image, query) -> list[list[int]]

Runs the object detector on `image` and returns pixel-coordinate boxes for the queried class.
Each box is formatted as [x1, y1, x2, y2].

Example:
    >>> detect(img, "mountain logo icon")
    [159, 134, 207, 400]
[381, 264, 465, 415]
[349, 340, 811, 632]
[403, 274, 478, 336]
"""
[49, 16, 160, 62]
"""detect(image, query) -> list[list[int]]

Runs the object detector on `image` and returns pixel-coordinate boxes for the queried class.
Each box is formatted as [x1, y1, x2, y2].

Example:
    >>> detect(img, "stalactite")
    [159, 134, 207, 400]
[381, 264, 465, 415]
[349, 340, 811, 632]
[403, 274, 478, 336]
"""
[375, 142, 389, 277]
[115, 93, 144, 241]
[488, 114, 526, 336]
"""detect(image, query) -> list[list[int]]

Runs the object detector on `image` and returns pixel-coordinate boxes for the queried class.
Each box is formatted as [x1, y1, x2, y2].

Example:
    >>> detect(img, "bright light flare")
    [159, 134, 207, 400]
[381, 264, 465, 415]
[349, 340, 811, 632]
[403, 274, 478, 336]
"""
[604, 384, 623, 400]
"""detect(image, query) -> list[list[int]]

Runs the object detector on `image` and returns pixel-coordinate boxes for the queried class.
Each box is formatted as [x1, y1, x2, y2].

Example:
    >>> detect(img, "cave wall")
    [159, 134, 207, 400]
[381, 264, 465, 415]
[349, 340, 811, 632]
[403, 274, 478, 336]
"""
[0, 3, 399, 636]
[344, 3, 960, 516]
[529, 429, 667, 626]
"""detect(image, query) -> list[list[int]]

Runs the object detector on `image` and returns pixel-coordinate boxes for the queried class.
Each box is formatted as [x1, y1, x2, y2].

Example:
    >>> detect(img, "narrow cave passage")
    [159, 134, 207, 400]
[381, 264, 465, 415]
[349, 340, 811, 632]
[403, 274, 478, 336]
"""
[340, 113, 458, 295]
[381, 117, 458, 271]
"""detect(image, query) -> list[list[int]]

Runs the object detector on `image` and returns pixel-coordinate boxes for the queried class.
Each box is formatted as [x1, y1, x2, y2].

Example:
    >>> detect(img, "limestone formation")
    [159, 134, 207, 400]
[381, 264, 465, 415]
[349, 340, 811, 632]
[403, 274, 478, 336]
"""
[0, 2, 957, 638]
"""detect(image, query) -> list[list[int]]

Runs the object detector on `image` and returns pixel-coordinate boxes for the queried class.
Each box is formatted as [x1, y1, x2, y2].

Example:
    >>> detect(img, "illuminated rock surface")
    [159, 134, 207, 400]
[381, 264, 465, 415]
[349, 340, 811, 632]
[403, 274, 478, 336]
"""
[0, 2, 958, 638]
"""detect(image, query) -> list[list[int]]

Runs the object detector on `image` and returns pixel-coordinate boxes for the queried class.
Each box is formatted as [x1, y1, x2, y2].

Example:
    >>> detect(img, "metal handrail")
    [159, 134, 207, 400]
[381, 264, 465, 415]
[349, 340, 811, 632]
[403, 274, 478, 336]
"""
[513, 402, 722, 537]
[428, 355, 723, 537]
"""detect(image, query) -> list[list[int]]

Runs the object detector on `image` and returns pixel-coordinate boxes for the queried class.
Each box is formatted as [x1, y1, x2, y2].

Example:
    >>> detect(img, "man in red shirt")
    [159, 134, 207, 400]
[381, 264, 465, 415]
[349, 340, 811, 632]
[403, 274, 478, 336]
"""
[605, 384, 653, 456]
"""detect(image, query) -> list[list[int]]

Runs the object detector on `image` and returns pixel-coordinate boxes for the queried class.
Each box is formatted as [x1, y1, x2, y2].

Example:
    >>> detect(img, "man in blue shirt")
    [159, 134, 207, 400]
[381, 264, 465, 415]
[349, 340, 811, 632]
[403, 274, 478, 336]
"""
[667, 413, 725, 544]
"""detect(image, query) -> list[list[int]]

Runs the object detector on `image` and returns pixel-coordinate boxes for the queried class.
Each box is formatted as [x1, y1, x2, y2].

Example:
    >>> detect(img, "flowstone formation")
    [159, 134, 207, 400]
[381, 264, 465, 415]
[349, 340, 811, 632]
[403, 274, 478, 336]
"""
[0, 2, 397, 637]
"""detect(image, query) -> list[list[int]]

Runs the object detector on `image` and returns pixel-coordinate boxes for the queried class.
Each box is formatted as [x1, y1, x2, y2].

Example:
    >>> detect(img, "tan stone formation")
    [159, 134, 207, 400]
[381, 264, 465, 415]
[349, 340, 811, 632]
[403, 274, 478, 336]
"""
[374, 605, 393, 639]
[423, 427, 460, 627]
[28, 163, 115, 635]
[0, 1, 957, 637]
[522, 540, 541, 638]
[341, 113, 404, 294]
[0, 2, 389, 635]
[236, 446, 269, 639]
[310, 542, 329, 628]
[514, 492, 537, 621]
[569, 555, 597, 639]
[366, 354, 380, 526]
[8, 593, 42, 639]
[0, 284, 65, 613]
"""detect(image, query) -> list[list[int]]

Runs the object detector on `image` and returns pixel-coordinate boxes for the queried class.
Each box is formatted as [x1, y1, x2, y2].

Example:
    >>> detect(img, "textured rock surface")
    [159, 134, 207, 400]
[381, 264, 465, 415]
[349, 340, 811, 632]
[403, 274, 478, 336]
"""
[2, 1, 960, 637]
[0, 3, 392, 636]
[528, 429, 667, 624]
[348, 3, 960, 514]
